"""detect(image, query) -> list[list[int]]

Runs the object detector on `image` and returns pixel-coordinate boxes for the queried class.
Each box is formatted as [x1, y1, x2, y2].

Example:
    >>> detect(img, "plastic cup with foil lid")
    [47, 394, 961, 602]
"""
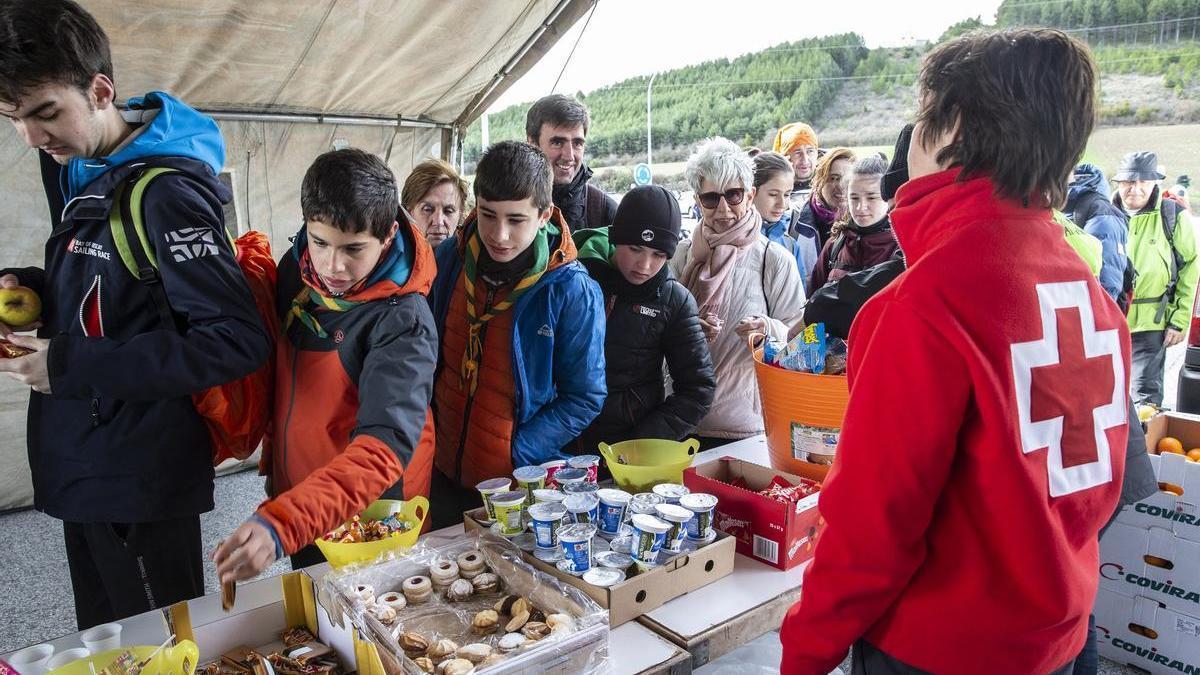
[553, 467, 589, 489]
[532, 488, 567, 506]
[595, 551, 634, 570]
[652, 483, 690, 505]
[476, 477, 513, 522]
[655, 503, 693, 553]
[540, 459, 568, 488]
[563, 481, 599, 497]
[563, 492, 600, 524]
[595, 488, 633, 537]
[630, 514, 672, 566]
[558, 522, 597, 574]
[568, 454, 602, 483]
[512, 465, 548, 504]
[528, 501, 568, 549]
[489, 490, 527, 536]
[583, 567, 625, 588]
[680, 493, 719, 541]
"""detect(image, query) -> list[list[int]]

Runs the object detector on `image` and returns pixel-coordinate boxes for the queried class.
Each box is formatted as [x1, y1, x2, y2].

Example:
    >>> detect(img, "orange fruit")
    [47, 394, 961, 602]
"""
[1160, 482, 1185, 496]
[1188, 449, 1200, 463]
[1158, 437, 1185, 455]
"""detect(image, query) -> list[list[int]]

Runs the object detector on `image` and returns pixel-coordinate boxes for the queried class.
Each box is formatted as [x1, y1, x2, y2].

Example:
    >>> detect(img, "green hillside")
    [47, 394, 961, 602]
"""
[464, 0, 1200, 174]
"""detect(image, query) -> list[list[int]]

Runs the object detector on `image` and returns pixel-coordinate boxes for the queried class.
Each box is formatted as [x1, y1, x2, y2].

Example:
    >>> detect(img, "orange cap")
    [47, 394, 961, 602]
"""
[773, 122, 819, 156]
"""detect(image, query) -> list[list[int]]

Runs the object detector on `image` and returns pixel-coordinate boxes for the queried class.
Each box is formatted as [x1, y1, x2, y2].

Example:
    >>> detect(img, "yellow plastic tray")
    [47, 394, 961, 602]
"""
[49, 640, 198, 675]
[315, 497, 428, 568]
[598, 438, 699, 493]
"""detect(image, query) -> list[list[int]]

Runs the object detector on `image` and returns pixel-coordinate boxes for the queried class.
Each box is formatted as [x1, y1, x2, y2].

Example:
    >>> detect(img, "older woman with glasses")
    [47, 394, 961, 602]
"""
[670, 137, 807, 449]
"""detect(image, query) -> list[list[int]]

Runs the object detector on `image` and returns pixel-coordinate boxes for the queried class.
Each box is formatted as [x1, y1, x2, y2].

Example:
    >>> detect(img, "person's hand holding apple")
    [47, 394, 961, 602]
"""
[0, 273, 50, 393]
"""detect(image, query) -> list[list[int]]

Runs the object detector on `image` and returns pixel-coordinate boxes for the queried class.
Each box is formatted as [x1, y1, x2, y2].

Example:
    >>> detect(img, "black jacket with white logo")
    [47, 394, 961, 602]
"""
[2, 151, 269, 523]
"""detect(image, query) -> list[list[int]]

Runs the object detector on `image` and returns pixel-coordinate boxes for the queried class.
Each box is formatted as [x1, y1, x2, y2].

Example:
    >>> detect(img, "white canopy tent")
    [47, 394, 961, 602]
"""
[0, 0, 596, 510]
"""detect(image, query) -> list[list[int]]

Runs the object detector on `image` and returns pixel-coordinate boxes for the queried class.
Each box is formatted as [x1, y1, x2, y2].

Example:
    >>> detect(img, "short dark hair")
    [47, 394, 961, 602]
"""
[473, 141, 553, 211]
[0, 0, 112, 105]
[301, 148, 398, 241]
[753, 151, 794, 188]
[525, 94, 590, 142]
[916, 29, 1096, 208]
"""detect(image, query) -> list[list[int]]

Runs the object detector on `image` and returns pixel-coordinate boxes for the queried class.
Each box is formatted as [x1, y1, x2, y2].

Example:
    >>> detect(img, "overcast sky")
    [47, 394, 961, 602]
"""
[491, 0, 1006, 111]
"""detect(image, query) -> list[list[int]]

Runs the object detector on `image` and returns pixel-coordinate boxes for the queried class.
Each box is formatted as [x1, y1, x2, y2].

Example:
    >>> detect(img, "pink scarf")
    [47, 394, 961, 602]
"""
[682, 207, 762, 319]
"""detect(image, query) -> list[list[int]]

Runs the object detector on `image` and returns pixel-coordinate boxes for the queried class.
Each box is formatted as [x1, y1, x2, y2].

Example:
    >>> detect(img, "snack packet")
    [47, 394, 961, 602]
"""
[778, 323, 827, 373]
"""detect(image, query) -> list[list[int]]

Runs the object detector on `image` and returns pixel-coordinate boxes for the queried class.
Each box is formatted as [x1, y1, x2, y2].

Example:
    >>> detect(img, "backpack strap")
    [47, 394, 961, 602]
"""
[109, 167, 180, 330]
[827, 233, 849, 272]
[1162, 196, 1184, 293]
[585, 184, 606, 230]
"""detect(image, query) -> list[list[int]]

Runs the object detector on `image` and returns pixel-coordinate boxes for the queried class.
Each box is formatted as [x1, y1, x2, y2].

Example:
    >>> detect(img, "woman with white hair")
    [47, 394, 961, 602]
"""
[671, 137, 807, 448]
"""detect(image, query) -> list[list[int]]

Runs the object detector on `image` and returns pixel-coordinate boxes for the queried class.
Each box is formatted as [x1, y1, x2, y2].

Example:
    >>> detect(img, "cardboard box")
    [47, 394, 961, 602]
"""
[168, 569, 385, 675]
[682, 457, 820, 570]
[1095, 586, 1200, 675]
[1117, 451, 1200, 543]
[1100, 521, 1200, 618]
[463, 508, 735, 627]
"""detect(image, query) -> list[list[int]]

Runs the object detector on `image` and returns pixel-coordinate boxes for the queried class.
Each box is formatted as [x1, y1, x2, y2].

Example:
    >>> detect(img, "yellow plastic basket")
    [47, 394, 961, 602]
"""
[315, 496, 428, 568]
[598, 438, 699, 493]
[50, 640, 199, 675]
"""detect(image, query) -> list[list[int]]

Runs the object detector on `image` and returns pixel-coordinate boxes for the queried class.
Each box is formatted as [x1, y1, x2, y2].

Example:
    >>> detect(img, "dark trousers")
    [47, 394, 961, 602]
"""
[1131, 329, 1167, 406]
[429, 469, 483, 531]
[290, 544, 326, 570]
[64, 515, 205, 631]
[852, 639, 1074, 675]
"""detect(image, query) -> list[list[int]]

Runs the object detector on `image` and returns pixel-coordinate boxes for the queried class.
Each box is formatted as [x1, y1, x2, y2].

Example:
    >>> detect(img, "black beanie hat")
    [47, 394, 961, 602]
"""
[610, 185, 682, 258]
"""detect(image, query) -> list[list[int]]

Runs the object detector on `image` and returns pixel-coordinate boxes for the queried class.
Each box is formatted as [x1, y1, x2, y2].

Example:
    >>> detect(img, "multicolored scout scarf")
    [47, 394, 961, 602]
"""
[459, 224, 552, 394]
[286, 245, 370, 338]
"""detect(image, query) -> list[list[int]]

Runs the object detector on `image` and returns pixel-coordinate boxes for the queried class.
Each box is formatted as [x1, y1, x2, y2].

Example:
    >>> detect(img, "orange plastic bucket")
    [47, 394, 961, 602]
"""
[749, 335, 849, 481]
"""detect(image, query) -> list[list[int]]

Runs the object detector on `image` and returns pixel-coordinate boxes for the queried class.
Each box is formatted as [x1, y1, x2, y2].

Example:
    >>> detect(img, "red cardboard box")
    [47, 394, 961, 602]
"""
[683, 457, 821, 570]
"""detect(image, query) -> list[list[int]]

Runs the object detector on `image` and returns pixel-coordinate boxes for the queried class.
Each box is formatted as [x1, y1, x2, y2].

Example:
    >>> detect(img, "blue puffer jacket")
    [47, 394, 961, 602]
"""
[1068, 164, 1129, 300]
[763, 207, 820, 289]
[429, 222, 607, 468]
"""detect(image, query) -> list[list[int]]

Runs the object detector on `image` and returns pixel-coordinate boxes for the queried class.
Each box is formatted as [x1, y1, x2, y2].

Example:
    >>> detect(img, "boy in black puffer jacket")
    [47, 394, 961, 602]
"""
[572, 185, 715, 453]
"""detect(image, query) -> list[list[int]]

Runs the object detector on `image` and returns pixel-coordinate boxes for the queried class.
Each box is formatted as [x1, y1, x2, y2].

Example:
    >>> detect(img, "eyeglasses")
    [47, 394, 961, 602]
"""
[697, 188, 746, 209]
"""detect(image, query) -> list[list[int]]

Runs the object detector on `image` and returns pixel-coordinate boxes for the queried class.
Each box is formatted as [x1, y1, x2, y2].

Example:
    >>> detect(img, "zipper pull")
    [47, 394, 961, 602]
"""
[90, 398, 101, 427]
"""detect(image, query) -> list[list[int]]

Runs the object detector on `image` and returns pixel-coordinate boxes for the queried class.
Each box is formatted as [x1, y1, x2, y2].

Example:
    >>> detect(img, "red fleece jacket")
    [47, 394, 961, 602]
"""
[780, 169, 1130, 674]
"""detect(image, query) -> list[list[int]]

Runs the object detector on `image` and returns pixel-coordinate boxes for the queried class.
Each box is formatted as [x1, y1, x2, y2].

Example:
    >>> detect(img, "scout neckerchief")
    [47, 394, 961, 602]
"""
[460, 224, 551, 394]
[286, 242, 388, 337]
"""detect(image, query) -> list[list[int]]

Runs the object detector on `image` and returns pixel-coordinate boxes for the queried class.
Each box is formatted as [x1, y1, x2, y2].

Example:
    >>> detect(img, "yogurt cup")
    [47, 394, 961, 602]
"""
[563, 492, 600, 524]
[528, 501, 568, 549]
[655, 503, 693, 552]
[476, 477, 513, 522]
[568, 454, 601, 483]
[652, 483, 690, 505]
[595, 550, 634, 569]
[553, 467, 589, 489]
[680, 493, 719, 541]
[540, 459, 568, 488]
[558, 522, 597, 574]
[489, 490, 528, 536]
[532, 488, 567, 505]
[595, 488, 633, 536]
[630, 514, 672, 566]
[512, 465, 548, 504]
[583, 567, 625, 587]
[563, 481, 599, 496]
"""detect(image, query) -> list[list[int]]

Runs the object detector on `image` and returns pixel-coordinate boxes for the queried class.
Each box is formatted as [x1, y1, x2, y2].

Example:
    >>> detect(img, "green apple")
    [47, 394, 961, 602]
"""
[0, 286, 41, 327]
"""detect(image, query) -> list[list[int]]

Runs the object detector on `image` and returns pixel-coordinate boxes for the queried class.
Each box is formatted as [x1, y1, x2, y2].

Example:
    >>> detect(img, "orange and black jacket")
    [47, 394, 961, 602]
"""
[256, 220, 438, 555]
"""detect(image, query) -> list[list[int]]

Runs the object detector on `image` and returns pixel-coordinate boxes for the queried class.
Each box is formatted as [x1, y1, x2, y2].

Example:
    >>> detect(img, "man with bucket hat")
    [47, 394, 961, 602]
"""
[1113, 150, 1199, 407]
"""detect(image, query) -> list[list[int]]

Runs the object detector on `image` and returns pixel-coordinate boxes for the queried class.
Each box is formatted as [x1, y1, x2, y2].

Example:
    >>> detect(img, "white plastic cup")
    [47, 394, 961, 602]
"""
[595, 488, 633, 536]
[655, 503, 694, 553]
[680, 493, 719, 541]
[630, 514, 672, 566]
[9, 644, 55, 675]
[81, 622, 122, 654]
[47, 648, 92, 670]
